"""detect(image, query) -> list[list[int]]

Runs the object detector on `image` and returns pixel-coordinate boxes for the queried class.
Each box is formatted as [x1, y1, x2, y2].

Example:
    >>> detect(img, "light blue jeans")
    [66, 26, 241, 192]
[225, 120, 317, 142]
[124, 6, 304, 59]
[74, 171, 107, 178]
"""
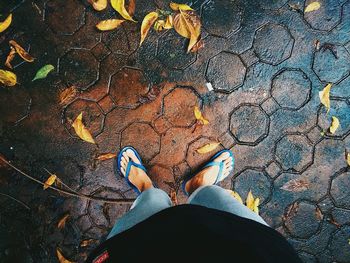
[107, 185, 268, 238]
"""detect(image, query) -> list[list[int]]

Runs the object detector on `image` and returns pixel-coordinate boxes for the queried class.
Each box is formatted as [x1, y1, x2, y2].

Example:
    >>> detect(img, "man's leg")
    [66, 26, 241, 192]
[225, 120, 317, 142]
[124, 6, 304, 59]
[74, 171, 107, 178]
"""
[187, 185, 268, 226]
[107, 187, 172, 238]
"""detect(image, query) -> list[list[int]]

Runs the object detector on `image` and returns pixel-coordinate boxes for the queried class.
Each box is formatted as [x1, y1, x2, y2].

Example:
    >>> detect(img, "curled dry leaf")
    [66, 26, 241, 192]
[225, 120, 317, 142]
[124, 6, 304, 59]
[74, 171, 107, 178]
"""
[319, 83, 332, 113]
[32, 64, 55, 81]
[196, 142, 220, 154]
[57, 248, 75, 263]
[140, 11, 159, 46]
[9, 40, 35, 62]
[111, 0, 136, 22]
[0, 14, 12, 33]
[58, 214, 69, 229]
[43, 174, 57, 190]
[96, 19, 125, 31]
[80, 239, 97, 247]
[304, 1, 321, 13]
[164, 15, 173, 29]
[154, 20, 165, 32]
[329, 116, 340, 134]
[97, 153, 117, 161]
[190, 38, 204, 53]
[280, 178, 309, 192]
[59, 86, 78, 106]
[5, 47, 16, 69]
[170, 2, 194, 11]
[127, 0, 136, 16]
[194, 106, 209, 125]
[0, 69, 17, 86]
[170, 190, 178, 205]
[89, 0, 107, 11]
[72, 112, 96, 144]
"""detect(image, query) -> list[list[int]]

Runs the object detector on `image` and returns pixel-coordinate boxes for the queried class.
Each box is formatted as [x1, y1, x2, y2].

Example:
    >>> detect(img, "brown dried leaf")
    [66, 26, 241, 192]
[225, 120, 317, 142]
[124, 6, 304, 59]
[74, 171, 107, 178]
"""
[0, 69, 17, 86]
[196, 142, 220, 154]
[280, 178, 309, 192]
[59, 86, 78, 106]
[80, 239, 97, 247]
[89, 0, 107, 11]
[96, 19, 125, 31]
[44, 174, 57, 190]
[319, 83, 332, 113]
[170, 190, 178, 205]
[57, 214, 69, 229]
[0, 14, 12, 33]
[5, 47, 16, 69]
[127, 0, 136, 16]
[96, 153, 117, 161]
[9, 40, 34, 62]
[315, 207, 323, 221]
[57, 248, 75, 263]
[190, 38, 204, 53]
[140, 11, 158, 46]
[72, 112, 96, 144]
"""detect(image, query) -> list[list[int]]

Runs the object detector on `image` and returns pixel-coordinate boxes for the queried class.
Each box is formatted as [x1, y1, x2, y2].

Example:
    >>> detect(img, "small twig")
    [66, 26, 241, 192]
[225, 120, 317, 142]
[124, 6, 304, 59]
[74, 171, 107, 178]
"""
[0, 192, 30, 210]
[0, 154, 134, 204]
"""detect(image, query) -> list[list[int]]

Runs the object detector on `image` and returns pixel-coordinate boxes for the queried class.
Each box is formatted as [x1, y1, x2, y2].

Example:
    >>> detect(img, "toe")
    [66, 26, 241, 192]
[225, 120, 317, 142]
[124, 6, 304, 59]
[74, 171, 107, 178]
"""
[126, 149, 141, 164]
[121, 161, 126, 169]
[214, 151, 230, 162]
[121, 167, 126, 176]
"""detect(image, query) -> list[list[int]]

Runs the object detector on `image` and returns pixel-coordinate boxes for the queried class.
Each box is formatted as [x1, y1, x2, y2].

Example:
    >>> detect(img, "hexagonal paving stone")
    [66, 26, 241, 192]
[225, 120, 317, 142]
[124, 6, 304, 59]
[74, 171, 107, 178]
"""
[275, 134, 313, 172]
[297, 251, 317, 263]
[102, 27, 130, 55]
[163, 87, 200, 127]
[271, 69, 311, 110]
[258, 0, 289, 10]
[148, 165, 175, 194]
[332, 75, 350, 98]
[59, 49, 99, 89]
[329, 226, 350, 262]
[65, 99, 104, 136]
[233, 169, 272, 204]
[284, 201, 322, 239]
[253, 23, 294, 65]
[304, 0, 343, 32]
[202, 0, 241, 37]
[318, 99, 350, 137]
[46, 0, 85, 35]
[330, 171, 350, 209]
[312, 44, 350, 83]
[229, 105, 269, 144]
[206, 52, 246, 93]
[157, 31, 196, 70]
[120, 122, 160, 162]
[109, 67, 150, 108]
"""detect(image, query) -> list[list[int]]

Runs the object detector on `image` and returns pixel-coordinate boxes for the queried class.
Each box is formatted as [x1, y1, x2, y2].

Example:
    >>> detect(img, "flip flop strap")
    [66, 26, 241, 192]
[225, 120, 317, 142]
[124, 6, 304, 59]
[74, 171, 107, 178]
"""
[124, 160, 147, 193]
[201, 161, 224, 184]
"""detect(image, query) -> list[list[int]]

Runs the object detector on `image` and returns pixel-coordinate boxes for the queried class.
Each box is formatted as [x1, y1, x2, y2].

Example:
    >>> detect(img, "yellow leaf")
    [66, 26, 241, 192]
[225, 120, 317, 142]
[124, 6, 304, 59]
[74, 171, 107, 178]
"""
[43, 174, 57, 190]
[5, 47, 16, 69]
[97, 153, 117, 161]
[346, 151, 350, 166]
[0, 14, 12, 33]
[194, 106, 209, 125]
[154, 20, 165, 32]
[164, 15, 173, 29]
[230, 190, 243, 204]
[111, 0, 136, 22]
[140, 11, 158, 46]
[253, 197, 260, 214]
[80, 239, 96, 247]
[9, 40, 35, 62]
[319, 83, 332, 113]
[170, 2, 194, 11]
[196, 142, 220, 154]
[57, 214, 69, 229]
[246, 190, 254, 210]
[329, 116, 340, 134]
[0, 69, 17, 86]
[57, 248, 75, 263]
[72, 112, 96, 144]
[304, 1, 321, 13]
[89, 0, 107, 11]
[96, 19, 125, 31]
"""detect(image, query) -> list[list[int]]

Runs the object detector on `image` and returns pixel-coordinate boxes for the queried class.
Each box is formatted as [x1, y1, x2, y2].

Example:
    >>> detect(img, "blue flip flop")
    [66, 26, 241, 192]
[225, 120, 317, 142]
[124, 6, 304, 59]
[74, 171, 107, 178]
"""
[182, 149, 234, 196]
[117, 146, 148, 195]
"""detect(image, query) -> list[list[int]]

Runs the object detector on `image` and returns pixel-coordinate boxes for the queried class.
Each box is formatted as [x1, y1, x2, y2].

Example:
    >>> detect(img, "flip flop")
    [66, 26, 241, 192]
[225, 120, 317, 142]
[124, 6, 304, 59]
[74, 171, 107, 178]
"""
[182, 149, 234, 196]
[117, 146, 148, 195]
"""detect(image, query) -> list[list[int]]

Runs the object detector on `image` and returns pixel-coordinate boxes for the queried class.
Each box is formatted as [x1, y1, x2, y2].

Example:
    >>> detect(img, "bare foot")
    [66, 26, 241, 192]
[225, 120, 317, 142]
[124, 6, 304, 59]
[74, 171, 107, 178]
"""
[120, 149, 153, 193]
[185, 151, 233, 195]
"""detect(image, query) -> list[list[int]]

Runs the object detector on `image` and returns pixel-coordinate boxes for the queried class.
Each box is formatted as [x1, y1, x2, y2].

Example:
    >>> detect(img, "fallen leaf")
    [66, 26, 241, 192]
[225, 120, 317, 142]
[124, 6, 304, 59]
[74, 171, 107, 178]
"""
[315, 207, 323, 220]
[5, 47, 16, 69]
[170, 190, 178, 205]
[97, 153, 117, 161]
[304, 1, 321, 13]
[164, 15, 173, 29]
[246, 190, 254, 210]
[32, 64, 55, 81]
[345, 150, 350, 166]
[253, 197, 260, 214]
[190, 38, 204, 52]
[229, 190, 243, 204]
[154, 20, 165, 32]
[9, 40, 35, 62]
[80, 239, 96, 247]
[314, 39, 320, 51]
[96, 19, 125, 31]
[196, 142, 220, 154]
[194, 106, 209, 125]
[111, 0, 136, 22]
[280, 178, 309, 192]
[322, 43, 338, 59]
[59, 86, 78, 106]
[0, 14, 12, 33]
[44, 174, 57, 190]
[58, 214, 69, 229]
[72, 112, 96, 144]
[319, 83, 332, 113]
[89, 0, 107, 11]
[329, 116, 340, 134]
[57, 248, 75, 263]
[140, 11, 158, 45]
[127, 0, 136, 16]
[170, 2, 194, 11]
[0, 69, 17, 86]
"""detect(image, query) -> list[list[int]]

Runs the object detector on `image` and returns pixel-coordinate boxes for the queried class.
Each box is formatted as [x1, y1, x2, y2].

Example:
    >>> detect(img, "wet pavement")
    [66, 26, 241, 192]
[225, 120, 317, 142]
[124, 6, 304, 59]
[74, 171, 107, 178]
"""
[1, 0, 350, 262]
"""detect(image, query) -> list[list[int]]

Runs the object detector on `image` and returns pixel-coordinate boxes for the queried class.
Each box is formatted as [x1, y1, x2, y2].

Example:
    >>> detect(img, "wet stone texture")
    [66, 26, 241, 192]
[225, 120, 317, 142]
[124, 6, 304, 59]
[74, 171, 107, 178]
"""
[0, 0, 350, 262]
